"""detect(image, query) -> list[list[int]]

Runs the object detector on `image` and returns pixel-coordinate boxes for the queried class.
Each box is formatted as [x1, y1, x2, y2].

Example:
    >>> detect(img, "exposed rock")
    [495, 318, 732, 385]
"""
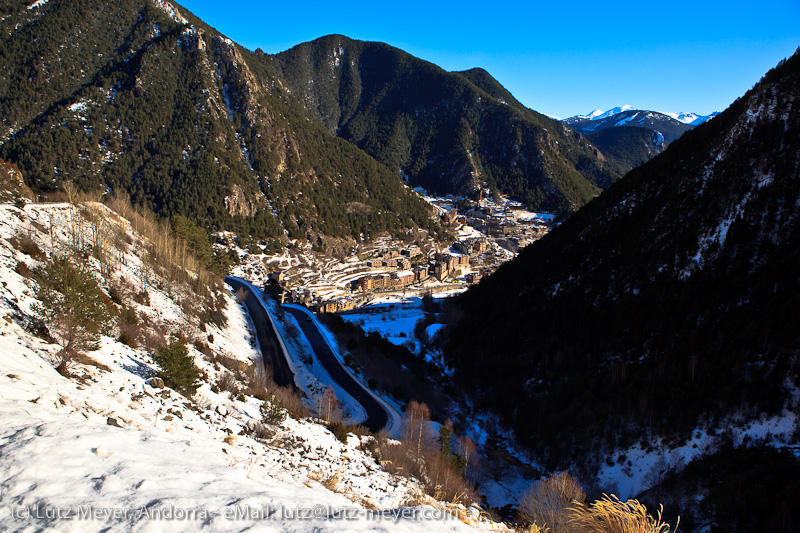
[0, 159, 34, 203]
[224, 183, 258, 217]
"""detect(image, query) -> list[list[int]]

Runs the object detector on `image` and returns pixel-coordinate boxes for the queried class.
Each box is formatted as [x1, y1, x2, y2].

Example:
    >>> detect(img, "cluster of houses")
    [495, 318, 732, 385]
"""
[355, 268, 428, 291]
[254, 191, 552, 313]
[453, 238, 488, 255]
[433, 254, 470, 281]
[354, 240, 484, 292]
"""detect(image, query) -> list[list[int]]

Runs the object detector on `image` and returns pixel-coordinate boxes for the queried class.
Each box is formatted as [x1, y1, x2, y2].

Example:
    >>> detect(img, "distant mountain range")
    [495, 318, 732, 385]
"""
[568, 105, 718, 126]
[564, 106, 716, 143]
[560, 106, 719, 175]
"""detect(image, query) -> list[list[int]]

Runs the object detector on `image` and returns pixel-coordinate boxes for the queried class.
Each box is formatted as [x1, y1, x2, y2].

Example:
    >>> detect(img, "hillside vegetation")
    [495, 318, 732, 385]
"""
[0, 0, 441, 243]
[268, 35, 625, 215]
[444, 49, 800, 524]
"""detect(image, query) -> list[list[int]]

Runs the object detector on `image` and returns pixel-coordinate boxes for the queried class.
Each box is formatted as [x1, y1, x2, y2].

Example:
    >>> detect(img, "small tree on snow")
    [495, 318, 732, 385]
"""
[153, 339, 201, 396]
[33, 256, 112, 375]
[260, 394, 286, 425]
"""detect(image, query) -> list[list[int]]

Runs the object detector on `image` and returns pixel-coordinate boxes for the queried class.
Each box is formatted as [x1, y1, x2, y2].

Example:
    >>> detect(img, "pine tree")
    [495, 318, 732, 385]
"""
[33, 256, 112, 375]
[153, 339, 201, 396]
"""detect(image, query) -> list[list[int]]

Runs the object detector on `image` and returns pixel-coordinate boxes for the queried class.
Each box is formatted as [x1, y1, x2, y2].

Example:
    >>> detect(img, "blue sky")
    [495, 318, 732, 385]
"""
[178, 0, 799, 118]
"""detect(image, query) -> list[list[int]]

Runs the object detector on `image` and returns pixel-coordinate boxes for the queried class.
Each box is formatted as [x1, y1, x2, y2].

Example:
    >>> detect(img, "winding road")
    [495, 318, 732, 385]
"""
[226, 276, 394, 433]
[225, 276, 295, 389]
[282, 305, 390, 433]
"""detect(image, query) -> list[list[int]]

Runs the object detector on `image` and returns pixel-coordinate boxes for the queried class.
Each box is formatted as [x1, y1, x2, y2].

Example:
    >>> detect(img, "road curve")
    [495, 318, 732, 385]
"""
[225, 276, 296, 389]
[282, 305, 390, 433]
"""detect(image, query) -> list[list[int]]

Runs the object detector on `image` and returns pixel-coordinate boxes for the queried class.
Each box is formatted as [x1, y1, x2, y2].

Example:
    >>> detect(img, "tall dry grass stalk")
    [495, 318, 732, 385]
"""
[568, 494, 678, 533]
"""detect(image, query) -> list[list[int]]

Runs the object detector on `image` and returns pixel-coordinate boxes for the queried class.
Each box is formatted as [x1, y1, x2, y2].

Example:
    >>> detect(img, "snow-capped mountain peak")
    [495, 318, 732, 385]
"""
[570, 106, 633, 121]
[660, 111, 720, 125]
[593, 105, 634, 120]
[567, 106, 718, 126]
[583, 109, 605, 120]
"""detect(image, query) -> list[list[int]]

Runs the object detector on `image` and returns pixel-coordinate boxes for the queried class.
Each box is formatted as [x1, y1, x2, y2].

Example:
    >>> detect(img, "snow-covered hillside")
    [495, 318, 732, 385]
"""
[0, 201, 503, 532]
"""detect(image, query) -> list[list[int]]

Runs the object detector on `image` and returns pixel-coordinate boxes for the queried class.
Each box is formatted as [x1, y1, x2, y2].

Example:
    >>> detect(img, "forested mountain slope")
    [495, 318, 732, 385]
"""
[445, 48, 800, 477]
[0, 0, 440, 243]
[268, 35, 625, 215]
[584, 126, 667, 173]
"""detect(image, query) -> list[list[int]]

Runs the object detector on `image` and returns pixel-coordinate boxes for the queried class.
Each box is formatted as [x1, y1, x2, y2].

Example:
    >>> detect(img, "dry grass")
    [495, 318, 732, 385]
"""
[568, 495, 678, 533]
[518, 471, 586, 532]
[308, 464, 344, 491]
[401, 488, 432, 507]
[9, 233, 45, 260]
[72, 353, 112, 372]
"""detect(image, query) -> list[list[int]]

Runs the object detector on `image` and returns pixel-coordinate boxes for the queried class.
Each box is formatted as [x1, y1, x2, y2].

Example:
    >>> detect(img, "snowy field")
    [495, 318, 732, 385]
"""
[0, 203, 505, 532]
[341, 296, 426, 351]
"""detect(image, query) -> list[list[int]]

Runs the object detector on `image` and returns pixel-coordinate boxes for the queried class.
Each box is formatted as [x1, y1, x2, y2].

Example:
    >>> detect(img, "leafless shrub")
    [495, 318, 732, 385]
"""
[212, 352, 249, 375]
[518, 472, 587, 533]
[133, 289, 150, 306]
[218, 372, 240, 396]
[317, 386, 342, 423]
[243, 361, 270, 400]
[272, 385, 307, 419]
[428, 452, 476, 504]
[141, 322, 169, 355]
[118, 322, 142, 348]
[234, 287, 248, 303]
[15, 261, 33, 278]
[247, 421, 275, 442]
[9, 233, 45, 260]
[108, 277, 134, 306]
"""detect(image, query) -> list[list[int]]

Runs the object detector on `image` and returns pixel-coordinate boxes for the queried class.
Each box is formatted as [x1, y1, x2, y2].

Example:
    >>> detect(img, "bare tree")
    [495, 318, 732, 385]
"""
[403, 400, 433, 464]
[318, 387, 341, 423]
[458, 435, 478, 483]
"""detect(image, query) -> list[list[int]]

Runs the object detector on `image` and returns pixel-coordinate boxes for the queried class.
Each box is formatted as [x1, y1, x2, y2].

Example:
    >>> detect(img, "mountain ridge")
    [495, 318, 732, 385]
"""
[444, 49, 800, 523]
[266, 33, 626, 214]
[567, 106, 717, 126]
[0, 1, 443, 245]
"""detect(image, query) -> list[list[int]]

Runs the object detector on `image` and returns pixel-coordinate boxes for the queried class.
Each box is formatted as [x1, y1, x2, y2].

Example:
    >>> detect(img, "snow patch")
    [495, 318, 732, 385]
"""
[26, 0, 49, 10]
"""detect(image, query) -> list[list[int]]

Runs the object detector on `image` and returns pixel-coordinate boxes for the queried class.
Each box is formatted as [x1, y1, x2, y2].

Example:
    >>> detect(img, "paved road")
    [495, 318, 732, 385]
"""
[225, 277, 295, 389]
[283, 305, 389, 433]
